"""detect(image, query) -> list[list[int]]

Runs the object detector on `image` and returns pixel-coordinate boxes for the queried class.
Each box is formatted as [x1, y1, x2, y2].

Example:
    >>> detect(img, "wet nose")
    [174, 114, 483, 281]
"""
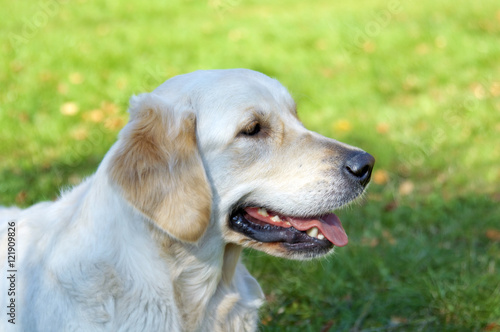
[344, 151, 375, 187]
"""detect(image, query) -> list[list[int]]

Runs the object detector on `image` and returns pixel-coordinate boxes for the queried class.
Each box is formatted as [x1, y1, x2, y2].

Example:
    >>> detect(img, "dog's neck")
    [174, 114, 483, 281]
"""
[147, 223, 246, 331]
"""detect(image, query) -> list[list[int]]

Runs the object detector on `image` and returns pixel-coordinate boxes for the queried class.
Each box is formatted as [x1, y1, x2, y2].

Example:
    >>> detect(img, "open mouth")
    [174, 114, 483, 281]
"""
[229, 207, 348, 251]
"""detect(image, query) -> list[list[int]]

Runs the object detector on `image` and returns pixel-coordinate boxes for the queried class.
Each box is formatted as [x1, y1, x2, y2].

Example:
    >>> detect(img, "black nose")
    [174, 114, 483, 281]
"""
[344, 151, 375, 187]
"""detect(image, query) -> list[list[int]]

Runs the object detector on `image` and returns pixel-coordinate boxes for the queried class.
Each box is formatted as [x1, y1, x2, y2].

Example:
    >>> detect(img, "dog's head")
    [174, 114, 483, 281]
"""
[108, 69, 374, 260]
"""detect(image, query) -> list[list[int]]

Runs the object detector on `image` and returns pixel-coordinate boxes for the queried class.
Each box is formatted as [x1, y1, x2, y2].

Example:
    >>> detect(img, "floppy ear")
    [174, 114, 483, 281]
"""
[108, 93, 211, 242]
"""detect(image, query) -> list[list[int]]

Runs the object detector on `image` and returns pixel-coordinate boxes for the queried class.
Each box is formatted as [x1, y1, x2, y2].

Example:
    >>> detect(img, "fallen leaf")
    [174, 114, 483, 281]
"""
[376, 122, 390, 134]
[363, 41, 376, 53]
[83, 109, 105, 123]
[320, 320, 335, 332]
[486, 229, 500, 242]
[60, 102, 79, 116]
[39, 71, 53, 82]
[320, 67, 334, 78]
[265, 292, 277, 303]
[384, 200, 398, 212]
[484, 322, 500, 331]
[399, 180, 414, 196]
[104, 117, 126, 130]
[71, 127, 89, 140]
[101, 101, 120, 114]
[18, 112, 29, 123]
[16, 191, 27, 204]
[373, 169, 389, 185]
[361, 237, 379, 247]
[390, 316, 408, 325]
[10, 61, 24, 72]
[470, 82, 486, 99]
[332, 119, 352, 133]
[490, 82, 500, 97]
[69, 72, 84, 84]
[261, 315, 272, 325]
[382, 230, 396, 245]
[415, 43, 430, 55]
[57, 83, 68, 95]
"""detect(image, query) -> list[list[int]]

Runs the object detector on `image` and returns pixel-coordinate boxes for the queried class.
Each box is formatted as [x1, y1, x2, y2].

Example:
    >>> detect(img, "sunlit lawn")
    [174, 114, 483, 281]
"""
[1, 0, 499, 330]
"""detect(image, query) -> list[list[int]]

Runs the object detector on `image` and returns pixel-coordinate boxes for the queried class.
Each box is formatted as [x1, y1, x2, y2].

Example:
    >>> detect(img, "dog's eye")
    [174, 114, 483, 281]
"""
[241, 121, 261, 136]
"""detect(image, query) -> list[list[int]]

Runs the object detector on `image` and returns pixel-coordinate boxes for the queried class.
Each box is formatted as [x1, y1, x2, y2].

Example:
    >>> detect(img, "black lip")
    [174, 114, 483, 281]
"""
[229, 209, 334, 252]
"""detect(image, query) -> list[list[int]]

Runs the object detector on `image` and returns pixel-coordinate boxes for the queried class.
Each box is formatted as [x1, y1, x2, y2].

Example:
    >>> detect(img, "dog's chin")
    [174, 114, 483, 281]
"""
[226, 207, 341, 260]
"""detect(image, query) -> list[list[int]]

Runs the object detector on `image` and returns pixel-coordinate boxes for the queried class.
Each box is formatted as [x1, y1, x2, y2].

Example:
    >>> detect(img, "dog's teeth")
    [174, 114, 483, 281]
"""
[258, 208, 269, 217]
[285, 221, 291, 226]
[317, 233, 325, 240]
[306, 227, 319, 238]
[271, 215, 282, 222]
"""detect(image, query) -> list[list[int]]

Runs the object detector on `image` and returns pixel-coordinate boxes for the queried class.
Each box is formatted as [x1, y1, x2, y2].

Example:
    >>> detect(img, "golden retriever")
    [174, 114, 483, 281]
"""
[0, 69, 374, 331]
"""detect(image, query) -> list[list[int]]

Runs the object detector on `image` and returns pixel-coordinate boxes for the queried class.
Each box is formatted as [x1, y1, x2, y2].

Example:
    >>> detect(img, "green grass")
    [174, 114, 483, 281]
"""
[1, 0, 499, 330]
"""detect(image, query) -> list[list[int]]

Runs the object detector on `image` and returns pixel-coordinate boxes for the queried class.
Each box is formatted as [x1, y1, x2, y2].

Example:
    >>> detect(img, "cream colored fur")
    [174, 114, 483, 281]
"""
[0, 69, 366, 331]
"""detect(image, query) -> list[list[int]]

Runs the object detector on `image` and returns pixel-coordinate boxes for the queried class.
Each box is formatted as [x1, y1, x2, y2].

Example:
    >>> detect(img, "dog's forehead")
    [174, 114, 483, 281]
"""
[154, 69, 296, 115]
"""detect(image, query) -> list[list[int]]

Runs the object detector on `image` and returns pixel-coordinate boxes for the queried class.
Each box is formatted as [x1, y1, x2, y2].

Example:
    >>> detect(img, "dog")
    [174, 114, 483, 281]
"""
[0, 69, 374, 331]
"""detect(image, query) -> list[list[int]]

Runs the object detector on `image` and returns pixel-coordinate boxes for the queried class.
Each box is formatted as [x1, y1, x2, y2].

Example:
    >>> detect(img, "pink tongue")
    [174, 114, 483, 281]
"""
[244, 208, 348, 247]
[288, 214, 348, 247]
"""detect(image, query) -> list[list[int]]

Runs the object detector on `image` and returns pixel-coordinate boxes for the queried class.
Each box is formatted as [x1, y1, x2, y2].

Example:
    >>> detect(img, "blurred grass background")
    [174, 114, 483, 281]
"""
[1, 0, 499, 331]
